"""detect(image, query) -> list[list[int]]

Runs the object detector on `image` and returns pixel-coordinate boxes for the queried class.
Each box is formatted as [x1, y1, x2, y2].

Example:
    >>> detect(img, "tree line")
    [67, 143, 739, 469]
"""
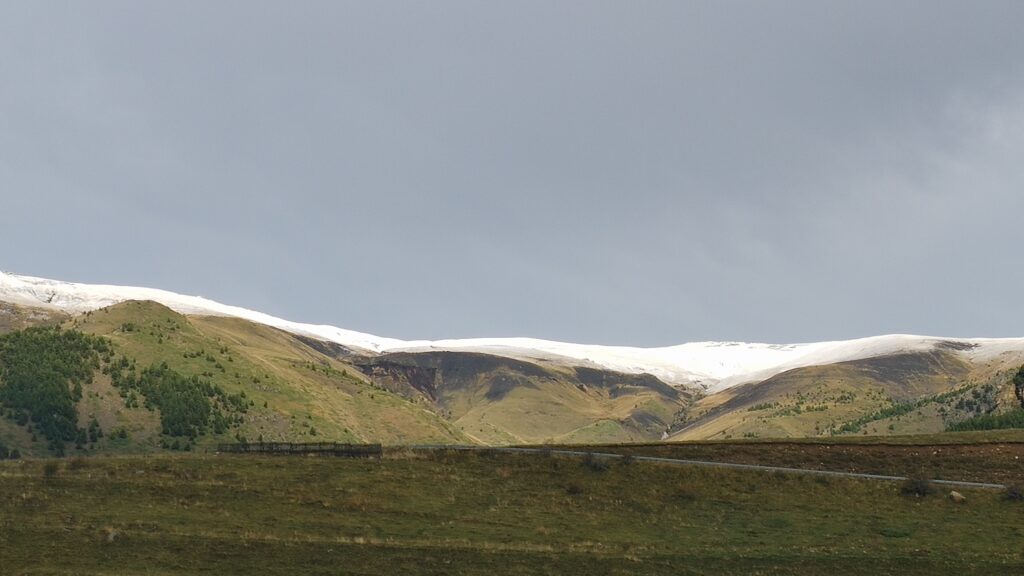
[0, 326, 109, 454]
[0, 325, 248, 455]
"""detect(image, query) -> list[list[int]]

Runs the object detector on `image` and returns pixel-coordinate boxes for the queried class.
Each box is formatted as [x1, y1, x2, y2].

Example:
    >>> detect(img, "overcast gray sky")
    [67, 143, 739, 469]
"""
[2, 1, 1024, 345]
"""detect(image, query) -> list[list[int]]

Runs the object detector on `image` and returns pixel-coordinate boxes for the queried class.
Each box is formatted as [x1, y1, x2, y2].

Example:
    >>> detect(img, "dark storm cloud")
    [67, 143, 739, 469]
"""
[2, 1, 1024, 345]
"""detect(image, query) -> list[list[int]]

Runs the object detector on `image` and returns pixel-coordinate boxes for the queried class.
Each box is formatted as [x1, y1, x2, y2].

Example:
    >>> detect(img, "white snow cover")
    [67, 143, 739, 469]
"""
[3, 271, 1023, 391]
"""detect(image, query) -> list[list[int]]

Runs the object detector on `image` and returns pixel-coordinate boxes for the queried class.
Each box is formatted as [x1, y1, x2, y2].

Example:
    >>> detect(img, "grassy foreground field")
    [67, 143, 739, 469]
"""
[1, 448, 1023, 575]
[557, 431, 1024, 486]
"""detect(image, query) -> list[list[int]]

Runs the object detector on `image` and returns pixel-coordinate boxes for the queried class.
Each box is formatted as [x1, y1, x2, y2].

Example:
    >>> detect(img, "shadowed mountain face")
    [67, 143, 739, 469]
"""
[842, 352, 972, 393]
[294, 335, 364, 359]
[353, 351, 554, 402]
[349, 352, 691, 444]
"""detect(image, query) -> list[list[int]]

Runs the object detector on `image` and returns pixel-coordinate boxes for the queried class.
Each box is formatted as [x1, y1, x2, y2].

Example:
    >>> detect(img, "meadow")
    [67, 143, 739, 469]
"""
[1, 445, 1022, 575]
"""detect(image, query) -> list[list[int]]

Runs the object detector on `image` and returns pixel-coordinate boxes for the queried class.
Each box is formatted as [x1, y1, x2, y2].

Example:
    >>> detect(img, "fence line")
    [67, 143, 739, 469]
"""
[216, 442, 383, 458]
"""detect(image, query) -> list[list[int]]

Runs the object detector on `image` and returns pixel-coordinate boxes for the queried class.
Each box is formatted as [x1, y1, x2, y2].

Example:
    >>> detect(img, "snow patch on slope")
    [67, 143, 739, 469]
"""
[0, 271, 404, 352]
[3, 271, 1023, 391]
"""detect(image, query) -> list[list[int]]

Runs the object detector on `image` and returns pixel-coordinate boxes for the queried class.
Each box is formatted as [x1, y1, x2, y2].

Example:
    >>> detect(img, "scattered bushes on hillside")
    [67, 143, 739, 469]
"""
[0, 326, 110, 454]
[835, 384, 993, 435]
[952, 384, 1000, 416]
[0, 324, 248, 456]
[109, 361, 245, 439]
[836, 402, 917, 435]
[937, 362, 1024, 430]
[946, 409, 1024, 432]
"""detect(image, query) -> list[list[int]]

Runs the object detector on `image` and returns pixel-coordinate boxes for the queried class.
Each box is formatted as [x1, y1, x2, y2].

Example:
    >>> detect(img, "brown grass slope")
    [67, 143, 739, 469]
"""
[352, 352, 692, 445]
[0, 301, 68, 334]
[673, 349, 1022, 440]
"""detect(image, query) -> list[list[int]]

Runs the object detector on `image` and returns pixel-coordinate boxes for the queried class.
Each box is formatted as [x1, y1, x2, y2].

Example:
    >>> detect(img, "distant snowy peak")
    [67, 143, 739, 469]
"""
[0, 271, 402, 352]
[2, 271, 1023, 392]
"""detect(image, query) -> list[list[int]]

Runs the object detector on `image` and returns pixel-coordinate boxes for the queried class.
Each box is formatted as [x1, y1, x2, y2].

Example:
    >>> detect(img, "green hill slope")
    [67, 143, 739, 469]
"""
[1, 300, 693, 456]
[0, 301, 470, 456]
[673, 350, 1021, 440]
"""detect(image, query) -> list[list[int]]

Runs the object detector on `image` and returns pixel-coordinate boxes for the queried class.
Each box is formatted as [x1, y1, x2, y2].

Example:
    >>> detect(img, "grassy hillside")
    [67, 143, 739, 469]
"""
[1, 450, 1022, 575]
[674, 350, 1022, 440]
[70, 301, 471, 448]
[0, 301, 68, 334]
[0, 301, 470, 456]
[354, 352, 690, 444]
[0, 299, 697, 454]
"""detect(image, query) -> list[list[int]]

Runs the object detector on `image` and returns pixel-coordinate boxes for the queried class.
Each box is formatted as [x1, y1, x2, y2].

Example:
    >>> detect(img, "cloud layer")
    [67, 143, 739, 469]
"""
[3, 2, 1023, 345]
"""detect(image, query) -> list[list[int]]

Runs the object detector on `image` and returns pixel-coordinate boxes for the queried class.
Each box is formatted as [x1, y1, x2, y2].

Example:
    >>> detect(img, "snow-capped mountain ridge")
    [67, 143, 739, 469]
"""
[3, 271, 1022, 391]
